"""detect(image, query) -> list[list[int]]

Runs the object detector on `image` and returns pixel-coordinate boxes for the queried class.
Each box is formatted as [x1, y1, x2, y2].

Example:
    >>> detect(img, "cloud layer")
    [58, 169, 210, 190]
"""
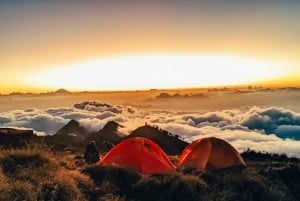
[1, 101, 300, 157]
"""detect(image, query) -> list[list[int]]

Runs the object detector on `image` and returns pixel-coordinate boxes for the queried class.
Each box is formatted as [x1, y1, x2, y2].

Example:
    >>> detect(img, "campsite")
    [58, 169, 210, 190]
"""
[0, 123, 300, 201]
[2, 0, 300, 200]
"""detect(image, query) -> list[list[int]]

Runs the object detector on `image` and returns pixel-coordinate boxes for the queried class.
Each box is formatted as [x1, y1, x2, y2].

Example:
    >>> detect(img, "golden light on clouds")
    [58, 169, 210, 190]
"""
[25, 53, 290, 91]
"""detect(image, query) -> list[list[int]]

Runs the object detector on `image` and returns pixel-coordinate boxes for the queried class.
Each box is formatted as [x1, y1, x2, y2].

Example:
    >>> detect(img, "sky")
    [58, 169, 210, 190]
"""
[1, 0, 300, 93]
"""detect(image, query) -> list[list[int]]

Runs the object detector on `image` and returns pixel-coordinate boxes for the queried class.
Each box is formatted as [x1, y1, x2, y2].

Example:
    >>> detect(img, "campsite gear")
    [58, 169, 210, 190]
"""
[99, 137, 175, 174]
[178, 137, 246, 170]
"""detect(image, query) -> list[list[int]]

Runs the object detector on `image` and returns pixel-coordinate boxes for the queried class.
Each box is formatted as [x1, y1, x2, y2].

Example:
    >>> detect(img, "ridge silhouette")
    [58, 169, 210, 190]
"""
[128, 124, 188, 155]
[2, 121, 188, 155]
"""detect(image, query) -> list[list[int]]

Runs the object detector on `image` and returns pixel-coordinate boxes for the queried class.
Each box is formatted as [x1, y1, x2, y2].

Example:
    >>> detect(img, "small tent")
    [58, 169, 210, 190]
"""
[98, 137, 175, 174]
[178, 137, 246, 170]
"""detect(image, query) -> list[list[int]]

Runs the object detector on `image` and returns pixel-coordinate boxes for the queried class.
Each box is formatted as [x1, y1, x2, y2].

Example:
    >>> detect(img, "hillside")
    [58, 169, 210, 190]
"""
[45, 119, 88, 149]
[0, 128, 36, 148]
[128, 124, 188, 155]
[84, 121, 123, 152]
[45, 121, 187, 154]
[0, 144, 299, 201]
[1, 126, 300, 200]
[39, 120, 123, 153]
[55, 119, 87, 137]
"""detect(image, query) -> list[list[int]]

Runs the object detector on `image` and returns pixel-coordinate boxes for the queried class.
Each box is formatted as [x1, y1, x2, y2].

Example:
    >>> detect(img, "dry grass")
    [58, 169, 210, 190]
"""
[0, 144, 93, 201]
[1, 145, 300, 201]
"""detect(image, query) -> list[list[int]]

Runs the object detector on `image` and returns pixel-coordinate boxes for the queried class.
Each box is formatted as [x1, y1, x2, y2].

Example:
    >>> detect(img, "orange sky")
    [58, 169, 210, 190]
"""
[1, 1, 300, 93]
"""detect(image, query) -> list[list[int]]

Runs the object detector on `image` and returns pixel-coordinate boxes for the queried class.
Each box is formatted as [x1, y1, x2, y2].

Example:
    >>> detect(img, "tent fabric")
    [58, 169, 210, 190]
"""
[98, 137, 175, 174]
[178, 137, 246, 170]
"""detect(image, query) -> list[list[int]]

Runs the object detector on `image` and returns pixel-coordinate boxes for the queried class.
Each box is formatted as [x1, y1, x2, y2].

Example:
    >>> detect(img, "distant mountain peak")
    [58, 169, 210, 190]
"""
[102, 121, 122, 132]
[54, 88, 71, 94]
[66, 119, 80, 127]
[84, 121, 122, 150]
[55, 119, 85, 137]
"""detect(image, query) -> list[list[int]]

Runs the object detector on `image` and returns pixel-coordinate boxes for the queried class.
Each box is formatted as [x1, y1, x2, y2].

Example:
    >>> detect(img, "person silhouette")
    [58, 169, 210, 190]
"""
[84, 141, 100, 164]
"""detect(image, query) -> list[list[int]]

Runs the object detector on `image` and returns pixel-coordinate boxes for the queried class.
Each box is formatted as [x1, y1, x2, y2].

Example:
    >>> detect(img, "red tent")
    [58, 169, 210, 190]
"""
[178, 137, 246, 170]
[98, 137, 175, 174]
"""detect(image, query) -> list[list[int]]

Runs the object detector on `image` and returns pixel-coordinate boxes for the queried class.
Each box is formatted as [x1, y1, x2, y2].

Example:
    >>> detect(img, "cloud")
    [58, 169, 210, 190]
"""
[160, 123, 205, 141]
[240, 107, 300, 138]
[59, 112, 94, 121]
[0, 103, 136, 135]
[160, 122, 300, 157]
[274, 125, 300, 140]
[221, 124, 250, 132]
[146, 107, 300, 157]
[1, 103, 300, 157]
[96, 111, 118, 120]
[74, 101, 122, 113]
[0, 116, 12, 124]
[46, 108, 75, 116]
[183, 111, 231, 126]
[1, 109, 68, 135]
[231, 139, 300, 158]
[125, 106, 138, 114]
[78, 118, 107, 133]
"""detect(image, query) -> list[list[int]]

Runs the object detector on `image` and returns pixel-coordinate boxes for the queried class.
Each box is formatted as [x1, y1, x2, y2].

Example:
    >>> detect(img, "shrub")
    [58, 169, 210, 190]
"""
[99, 194, 125, 201]
[83, 165, 141, 198]
[0, 153, 49, 175]
[0, 181, 33, 201]
[276, 164, 300, 201]
[0, 147, 91, 201]
[37, 182, 74, 201]
[201, 167, 286, 201]
[132, 172, 206, 201]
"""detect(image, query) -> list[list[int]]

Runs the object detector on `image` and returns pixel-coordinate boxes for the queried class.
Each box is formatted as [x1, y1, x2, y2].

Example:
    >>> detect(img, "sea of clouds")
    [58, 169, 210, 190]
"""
[1, 101, 300, 157]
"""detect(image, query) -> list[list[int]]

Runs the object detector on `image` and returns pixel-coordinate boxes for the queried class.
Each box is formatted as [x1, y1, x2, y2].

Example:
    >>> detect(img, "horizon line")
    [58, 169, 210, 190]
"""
[2, 84, 300, 95]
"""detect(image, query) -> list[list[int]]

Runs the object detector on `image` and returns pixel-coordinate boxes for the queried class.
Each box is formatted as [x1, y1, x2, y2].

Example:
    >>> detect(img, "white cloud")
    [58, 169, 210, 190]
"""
[1, 103, 300, 157]
[60, 112, 94, 121]
[1, 109, 68, 135]
[74, 101, 122, 113]
[274, 125, 300, 140]
[239, 106, 300, 137]
[160, 123, 205, 142]
[232, 139, 300, 158]
[96, 111, 117, 120]
[183, 111, 232, 126]
[78, 118, 107, 133]
[0, 115, 12, 124]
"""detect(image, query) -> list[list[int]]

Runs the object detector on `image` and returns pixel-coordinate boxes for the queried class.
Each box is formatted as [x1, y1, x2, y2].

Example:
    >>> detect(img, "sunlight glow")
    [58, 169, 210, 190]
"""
[26, 53, 289, 91]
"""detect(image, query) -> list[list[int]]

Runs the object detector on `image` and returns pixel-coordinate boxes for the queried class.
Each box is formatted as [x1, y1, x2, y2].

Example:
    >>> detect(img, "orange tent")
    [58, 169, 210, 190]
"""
[178, 137, 246, 170]
[98, 137, 175, 174]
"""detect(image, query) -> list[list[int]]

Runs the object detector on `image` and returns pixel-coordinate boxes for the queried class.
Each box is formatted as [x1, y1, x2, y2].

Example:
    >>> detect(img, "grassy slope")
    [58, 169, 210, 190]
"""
[0, 144, 299, 201]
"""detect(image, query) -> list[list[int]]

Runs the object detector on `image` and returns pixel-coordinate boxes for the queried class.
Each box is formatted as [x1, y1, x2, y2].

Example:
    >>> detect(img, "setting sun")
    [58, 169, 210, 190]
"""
[25, 53, 289, 91]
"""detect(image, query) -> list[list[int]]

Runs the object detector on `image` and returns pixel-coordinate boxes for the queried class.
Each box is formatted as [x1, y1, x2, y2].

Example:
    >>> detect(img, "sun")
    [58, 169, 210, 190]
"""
[25, 53, 289, 91]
